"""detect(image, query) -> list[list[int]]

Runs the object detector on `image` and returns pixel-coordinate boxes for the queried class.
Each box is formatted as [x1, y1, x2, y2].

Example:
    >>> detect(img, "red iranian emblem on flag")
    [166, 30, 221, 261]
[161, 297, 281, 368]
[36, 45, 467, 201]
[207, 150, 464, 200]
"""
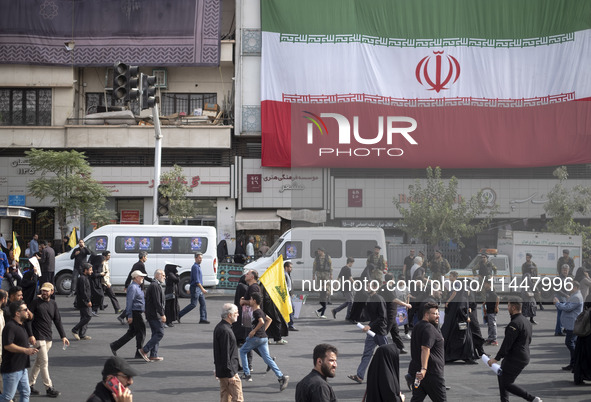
[415, 51, 461, 93]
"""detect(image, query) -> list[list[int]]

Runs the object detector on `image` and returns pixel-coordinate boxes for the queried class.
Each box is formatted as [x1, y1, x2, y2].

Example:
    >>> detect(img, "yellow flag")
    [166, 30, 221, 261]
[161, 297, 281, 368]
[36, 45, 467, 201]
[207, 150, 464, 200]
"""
[68, 227, 77, 249]
[259, 255, 293, 323]
[12, 232, 21, 262]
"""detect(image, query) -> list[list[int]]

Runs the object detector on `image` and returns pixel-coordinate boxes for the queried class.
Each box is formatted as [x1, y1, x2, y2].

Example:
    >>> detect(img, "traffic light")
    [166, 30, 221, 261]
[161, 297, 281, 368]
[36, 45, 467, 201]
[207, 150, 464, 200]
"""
[112, 62, 140, 103]
[157, 185, 170, 217]
[141, 74, 157, 110]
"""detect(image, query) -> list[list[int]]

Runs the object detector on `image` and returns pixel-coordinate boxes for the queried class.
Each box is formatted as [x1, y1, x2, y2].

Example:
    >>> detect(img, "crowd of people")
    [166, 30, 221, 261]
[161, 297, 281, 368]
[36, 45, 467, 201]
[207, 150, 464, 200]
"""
[1, 232, 591, 401]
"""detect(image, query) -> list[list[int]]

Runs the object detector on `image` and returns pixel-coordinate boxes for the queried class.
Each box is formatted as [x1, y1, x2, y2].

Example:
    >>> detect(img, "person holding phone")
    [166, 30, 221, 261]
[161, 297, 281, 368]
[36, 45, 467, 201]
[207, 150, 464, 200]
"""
[86, 356, 137, 402]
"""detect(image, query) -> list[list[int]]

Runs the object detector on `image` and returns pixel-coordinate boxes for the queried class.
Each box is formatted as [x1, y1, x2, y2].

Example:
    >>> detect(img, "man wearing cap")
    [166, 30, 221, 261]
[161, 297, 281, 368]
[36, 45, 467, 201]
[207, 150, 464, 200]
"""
[86, 356, 136, 402]
[178, 252, 209, 324]
[117, 251, 152, 324]
[473, 253, 497, 281]
[557, 249, 575, 275]
[26, 283, 68, 398]
[110, 270, 147, 359]
[366, 246, 385, 283]
[429, 250, 451, 281]
[72, 263, 93, 341]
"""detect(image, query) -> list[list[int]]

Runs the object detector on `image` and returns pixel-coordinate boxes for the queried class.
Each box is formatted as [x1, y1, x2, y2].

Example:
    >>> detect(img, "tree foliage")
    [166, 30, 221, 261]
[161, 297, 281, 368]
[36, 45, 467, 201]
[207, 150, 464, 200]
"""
[159, 165, 196, 224]
[544, 166, 591, 253]
[393, 167, 496, 248]
[25, 149, 114, 241]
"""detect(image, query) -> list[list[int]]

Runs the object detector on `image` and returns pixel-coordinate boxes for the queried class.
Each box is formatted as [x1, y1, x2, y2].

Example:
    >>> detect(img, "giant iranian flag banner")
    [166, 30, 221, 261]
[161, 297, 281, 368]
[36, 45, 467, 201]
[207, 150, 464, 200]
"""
[260, 0, 591, 168]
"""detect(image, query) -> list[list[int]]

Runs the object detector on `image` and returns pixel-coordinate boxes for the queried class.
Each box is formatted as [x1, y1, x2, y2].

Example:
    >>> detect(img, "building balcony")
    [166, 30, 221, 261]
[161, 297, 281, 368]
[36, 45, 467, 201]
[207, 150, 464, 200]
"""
[0, 121, 232, 150]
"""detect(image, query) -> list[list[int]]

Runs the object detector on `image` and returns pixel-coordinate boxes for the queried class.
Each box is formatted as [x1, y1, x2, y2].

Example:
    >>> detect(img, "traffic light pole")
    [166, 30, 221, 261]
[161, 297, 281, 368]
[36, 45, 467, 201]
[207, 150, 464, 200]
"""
[152, 103, 163, 225]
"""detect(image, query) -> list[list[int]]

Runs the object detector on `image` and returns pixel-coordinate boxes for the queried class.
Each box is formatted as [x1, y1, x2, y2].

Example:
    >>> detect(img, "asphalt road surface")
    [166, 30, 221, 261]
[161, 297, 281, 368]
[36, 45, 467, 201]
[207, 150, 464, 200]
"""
[24, 292, 591, 401]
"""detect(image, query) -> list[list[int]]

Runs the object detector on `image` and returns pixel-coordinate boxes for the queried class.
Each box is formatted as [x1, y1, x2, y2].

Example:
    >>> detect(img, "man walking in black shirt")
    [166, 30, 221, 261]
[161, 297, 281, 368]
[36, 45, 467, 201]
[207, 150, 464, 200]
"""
[213, 303, 243, 401]
[72, 263, 93, 340]
[407, 301, 446, 402]
[69, 239, 90, 296]
[37, 241, 55, 287]
[27, 282, 69, 397]
[296, 343, 338, 402]
[488, 297, 543, 402]
[1, 300, 39, 401]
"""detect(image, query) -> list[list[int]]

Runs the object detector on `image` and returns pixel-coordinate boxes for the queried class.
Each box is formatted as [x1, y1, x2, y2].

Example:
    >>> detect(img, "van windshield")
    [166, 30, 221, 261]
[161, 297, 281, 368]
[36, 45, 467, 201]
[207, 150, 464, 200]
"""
[266, 237, 284, 257]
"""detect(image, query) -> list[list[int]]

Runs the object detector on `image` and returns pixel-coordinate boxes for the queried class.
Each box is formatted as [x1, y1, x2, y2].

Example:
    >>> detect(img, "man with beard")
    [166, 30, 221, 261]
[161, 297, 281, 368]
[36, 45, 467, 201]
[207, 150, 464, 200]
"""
[213, 303, 243, 402]
[406, 302, 446, 402]
[488, 298, 543, 402]
[27, 283, 69, 397]
[296, 344, 338, 402]
[2, 300, 39, 401]
[138, 270, 166, 362]
[86, 356, 136, 402]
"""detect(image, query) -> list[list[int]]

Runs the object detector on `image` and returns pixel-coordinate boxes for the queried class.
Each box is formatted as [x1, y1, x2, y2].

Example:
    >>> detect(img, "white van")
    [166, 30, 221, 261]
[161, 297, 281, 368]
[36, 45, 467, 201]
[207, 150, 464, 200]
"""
[245, 227, 387, 288]
[54, 224, 218, 296]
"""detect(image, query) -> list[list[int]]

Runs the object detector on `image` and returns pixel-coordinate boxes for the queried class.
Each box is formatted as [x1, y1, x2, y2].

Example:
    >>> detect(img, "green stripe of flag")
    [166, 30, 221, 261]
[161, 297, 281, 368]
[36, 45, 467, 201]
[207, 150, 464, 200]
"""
[262, 0, 591, 39]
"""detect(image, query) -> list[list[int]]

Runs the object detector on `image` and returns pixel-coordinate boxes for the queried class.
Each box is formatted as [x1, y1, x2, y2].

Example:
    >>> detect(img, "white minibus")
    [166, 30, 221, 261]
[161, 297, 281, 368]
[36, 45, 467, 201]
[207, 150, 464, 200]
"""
[244, 227, 387, 288]
[54, 224, 218, 296]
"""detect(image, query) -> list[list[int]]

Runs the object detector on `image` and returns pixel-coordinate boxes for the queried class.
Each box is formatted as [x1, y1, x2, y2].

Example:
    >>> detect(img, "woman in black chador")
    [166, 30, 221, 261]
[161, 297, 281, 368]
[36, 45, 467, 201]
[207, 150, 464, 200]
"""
[441, 273, 478, 363]
[364, 343, 404, 401]
[164, 263, 181, 326]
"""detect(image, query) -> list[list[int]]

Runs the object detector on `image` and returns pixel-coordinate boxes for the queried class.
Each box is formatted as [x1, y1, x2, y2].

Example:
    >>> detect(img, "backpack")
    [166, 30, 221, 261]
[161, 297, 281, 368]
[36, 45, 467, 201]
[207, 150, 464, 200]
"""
[573, 307, 591, 337]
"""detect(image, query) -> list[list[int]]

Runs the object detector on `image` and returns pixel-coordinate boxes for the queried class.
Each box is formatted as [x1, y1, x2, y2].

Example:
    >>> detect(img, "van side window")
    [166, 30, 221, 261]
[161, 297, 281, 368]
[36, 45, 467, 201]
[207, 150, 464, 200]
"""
[116, 236, 142, 253]
[346, 240, 378, 259]
[282, 241, 302, 259]
[175, 237, 209, 254]
[86, 236, 108, 254]
[310, 240, 342, 258]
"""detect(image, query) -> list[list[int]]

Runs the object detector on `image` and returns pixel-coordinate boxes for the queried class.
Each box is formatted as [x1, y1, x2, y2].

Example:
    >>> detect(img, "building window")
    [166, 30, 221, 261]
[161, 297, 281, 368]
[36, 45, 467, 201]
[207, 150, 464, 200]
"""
[0, 88, 52, 126]
[85, 93, 138, 115]
[160, 93, 217, 116]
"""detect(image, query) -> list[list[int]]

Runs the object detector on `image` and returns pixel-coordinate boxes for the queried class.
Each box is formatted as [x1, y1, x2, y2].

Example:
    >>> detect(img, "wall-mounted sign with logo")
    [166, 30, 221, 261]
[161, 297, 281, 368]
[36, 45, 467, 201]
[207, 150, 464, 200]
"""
[120, 210, 140, 224]
[348, 189, 362, 207]
[480, 187, 497, 208]
[247, 174, 262, 192]
[8, 195, 25, 206]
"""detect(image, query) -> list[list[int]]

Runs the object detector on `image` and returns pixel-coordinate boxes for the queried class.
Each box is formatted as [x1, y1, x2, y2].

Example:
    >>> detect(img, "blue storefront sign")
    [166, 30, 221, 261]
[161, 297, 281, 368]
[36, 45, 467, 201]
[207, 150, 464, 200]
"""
[8, 195, 25, 206]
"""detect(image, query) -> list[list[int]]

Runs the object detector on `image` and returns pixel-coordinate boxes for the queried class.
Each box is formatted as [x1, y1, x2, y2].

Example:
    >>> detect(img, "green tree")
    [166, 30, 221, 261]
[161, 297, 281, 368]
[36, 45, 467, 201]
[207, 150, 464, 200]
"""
[25, 149, 114, 243]
[393, 166, 496, 249]
[544, 166, 591, 252]
[159, 165, 196, 224]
